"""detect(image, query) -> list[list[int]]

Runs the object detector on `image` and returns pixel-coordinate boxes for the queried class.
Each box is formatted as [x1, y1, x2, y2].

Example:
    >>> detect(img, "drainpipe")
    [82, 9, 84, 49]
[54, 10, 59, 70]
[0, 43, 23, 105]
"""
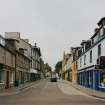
[14, 54, 18, 87]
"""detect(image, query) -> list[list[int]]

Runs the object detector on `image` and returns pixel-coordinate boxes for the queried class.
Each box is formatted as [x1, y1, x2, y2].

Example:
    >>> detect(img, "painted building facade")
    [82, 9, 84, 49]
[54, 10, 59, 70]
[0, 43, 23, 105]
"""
[62, 47, 79, 83]
[61, 17, 105, 92]
[62, 52, 71, 81]
[77, 17, 105, 91]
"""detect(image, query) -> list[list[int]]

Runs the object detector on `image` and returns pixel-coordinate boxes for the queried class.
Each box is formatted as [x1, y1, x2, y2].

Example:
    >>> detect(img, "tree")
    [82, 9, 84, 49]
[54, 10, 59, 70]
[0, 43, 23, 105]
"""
[55, 61, 62, 74]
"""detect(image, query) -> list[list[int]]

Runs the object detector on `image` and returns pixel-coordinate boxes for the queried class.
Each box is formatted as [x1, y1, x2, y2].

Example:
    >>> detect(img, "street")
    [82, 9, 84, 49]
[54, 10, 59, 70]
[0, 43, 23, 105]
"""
[0, 79, 105, 105]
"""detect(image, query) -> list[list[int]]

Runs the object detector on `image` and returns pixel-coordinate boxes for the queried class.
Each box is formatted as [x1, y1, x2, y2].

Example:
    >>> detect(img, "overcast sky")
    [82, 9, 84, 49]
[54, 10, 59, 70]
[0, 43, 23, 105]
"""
[0, 0, 105, 69]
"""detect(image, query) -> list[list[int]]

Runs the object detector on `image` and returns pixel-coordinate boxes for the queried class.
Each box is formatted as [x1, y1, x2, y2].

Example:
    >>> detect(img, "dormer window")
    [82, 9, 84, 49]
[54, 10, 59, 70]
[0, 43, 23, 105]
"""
[98, 44, 101, 57]
[98, 17, 105, 27]
[0, 35, 5, 46]
[103, 26, 105, 35]
[77, 48, 82, 57]
[100, 28, 103, 36]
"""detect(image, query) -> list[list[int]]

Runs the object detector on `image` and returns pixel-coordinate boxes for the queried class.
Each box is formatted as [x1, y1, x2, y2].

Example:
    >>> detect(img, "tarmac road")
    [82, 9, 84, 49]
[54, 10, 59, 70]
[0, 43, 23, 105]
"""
[0, 79, 105, 105]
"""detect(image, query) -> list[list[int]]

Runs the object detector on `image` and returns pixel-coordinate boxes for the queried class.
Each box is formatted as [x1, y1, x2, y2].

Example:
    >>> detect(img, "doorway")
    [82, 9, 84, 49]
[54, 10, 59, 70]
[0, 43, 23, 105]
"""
[6, 71, 9, 88]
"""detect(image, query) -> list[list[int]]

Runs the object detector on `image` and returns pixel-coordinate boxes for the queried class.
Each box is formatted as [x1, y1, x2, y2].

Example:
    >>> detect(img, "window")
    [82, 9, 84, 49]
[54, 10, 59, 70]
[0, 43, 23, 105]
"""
[84, 55, 86, 65]
[0, 71, 3, 83]
[90, 50, 92, 63]
[103, 26, 105, 35]
[98, 44, 101, 57]
[100, 72, 105, 87]
[11, 54, 13, 67]
[80, 58, 82, 67]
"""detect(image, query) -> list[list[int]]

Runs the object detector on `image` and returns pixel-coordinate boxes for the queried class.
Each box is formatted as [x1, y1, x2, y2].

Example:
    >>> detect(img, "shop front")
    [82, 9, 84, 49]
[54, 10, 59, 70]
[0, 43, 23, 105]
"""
[77, 69, 105, 92]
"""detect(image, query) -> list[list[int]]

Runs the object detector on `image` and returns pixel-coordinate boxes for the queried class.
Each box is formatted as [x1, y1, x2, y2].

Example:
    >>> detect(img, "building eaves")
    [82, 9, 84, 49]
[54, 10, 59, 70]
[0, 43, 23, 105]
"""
[90, 28, 100, 39]
[0, 43, 15, 55]
[78, 34, 105, 60]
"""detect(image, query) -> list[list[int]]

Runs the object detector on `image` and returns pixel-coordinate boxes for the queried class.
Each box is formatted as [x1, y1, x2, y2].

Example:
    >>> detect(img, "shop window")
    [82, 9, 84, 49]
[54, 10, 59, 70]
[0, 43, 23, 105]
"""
[100, 72, 105, 88]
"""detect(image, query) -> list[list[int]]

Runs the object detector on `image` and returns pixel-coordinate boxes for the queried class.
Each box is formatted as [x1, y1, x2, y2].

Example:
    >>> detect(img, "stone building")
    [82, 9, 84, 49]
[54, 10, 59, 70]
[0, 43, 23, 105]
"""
[62, 52, 71, 80]
[15, 50, 30, 85]
[0, 32, 44, 89]
[40, 58, 45, 78]
[44, 63, 52, 77]
[5, 32, 32, 59]
[0, 35, 15, 89]
[30, 43, 42, 81]
[5, 32, 31, 86]
[70, 47, 80, 84]
[32, 43, 42, 79]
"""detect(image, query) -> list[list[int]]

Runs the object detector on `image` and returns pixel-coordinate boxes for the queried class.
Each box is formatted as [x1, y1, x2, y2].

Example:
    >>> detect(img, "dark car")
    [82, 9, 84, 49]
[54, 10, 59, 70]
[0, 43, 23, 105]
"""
[50, 73, 57, 82]
[50, 77, 57, 82]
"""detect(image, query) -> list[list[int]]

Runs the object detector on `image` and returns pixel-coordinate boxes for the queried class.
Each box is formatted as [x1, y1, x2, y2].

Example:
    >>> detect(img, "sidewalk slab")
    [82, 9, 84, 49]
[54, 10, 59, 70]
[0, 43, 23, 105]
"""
[57, 80, 88, 96]
[69, 82, 105, 99]
[0, 80, 40, 96]
[70, 82, 105, 99]
[59, 79, 105, 99]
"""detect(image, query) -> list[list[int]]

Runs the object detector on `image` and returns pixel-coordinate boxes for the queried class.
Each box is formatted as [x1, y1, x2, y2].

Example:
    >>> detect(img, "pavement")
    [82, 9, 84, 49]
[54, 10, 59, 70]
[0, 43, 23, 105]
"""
[0, 80, 41, 96]
[60, 79, 105, 99]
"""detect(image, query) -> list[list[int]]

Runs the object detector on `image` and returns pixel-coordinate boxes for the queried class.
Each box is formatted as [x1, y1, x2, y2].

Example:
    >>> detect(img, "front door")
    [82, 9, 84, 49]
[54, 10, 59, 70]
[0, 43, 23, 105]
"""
[6, 71, 9, 88]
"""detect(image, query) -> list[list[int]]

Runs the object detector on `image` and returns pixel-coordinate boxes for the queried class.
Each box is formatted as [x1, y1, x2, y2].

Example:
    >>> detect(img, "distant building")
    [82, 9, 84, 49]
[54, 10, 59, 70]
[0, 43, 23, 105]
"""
[70, 47, 80, 83]
[62, 47, 79, 83]
[44, 63, 52, 77]
[62, 52, 71, 80]
[30, 43, 42, 81]
[40, 58, 45, 78]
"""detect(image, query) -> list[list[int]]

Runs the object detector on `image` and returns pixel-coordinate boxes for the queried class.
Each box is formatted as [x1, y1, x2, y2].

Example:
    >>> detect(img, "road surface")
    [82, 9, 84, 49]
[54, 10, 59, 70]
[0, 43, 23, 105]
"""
[0, 79, 105, 105]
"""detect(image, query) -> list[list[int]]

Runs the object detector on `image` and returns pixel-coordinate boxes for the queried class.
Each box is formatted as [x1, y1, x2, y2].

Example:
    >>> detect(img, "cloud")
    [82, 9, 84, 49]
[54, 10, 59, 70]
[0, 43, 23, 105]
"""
[0, 0, 105, 69]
